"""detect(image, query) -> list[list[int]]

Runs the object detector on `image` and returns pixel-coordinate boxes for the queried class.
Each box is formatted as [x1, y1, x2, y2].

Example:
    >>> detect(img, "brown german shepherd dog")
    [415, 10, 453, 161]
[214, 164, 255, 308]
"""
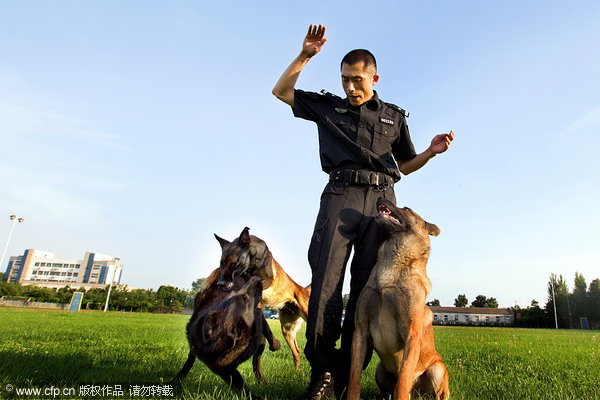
[172, 273, 280, 399]
[347, 198, 450, 400]
[215, 227, 311, 369]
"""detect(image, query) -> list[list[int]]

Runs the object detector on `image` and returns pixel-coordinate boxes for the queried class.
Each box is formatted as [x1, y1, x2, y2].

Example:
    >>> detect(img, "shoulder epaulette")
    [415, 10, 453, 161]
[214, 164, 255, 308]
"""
[320, 89, 343, 101]
[384, 102, 409, 118]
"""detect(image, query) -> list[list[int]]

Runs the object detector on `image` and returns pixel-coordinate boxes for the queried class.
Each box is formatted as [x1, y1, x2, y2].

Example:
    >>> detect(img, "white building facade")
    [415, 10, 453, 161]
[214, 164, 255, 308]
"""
[429, 306, 514, 326]
[4, 249, 122, 290]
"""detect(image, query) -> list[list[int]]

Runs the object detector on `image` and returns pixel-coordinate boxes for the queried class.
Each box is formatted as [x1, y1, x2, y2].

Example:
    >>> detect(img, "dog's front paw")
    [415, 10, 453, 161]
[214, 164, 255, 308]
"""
[270, 338, 281, 351]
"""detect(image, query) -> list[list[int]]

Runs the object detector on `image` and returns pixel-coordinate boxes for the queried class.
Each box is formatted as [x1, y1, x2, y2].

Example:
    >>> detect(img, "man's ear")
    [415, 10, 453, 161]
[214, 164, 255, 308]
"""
[238, 227, 251, 248]
[214, 234, 230, 249]
[372, 74, 380, 85]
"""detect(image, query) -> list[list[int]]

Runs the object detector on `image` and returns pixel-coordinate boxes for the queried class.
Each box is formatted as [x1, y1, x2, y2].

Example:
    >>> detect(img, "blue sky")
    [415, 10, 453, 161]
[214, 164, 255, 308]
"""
[1, 1, 599, 308]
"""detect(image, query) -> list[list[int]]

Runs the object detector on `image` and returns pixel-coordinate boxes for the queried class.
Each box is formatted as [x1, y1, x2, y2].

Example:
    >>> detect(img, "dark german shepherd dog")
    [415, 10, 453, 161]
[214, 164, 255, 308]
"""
[172, 271, 280, 398]
[214, 227, 311, 369]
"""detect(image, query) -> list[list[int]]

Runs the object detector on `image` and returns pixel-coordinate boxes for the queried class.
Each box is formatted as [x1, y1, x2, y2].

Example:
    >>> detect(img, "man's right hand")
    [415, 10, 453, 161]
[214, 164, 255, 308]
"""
[301, 24, 328, 59]
[272, 24, 327, 107]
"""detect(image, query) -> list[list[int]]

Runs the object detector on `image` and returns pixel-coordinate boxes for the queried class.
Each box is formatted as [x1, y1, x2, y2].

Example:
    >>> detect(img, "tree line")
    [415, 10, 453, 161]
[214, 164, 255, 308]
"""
[0, 273, 194, 314]
[426, 294, 499, 308]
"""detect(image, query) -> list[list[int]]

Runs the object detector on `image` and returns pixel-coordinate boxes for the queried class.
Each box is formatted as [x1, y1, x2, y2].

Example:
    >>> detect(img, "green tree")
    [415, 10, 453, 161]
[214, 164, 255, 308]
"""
[56, 286, 76, 303]
[0, 280, 22, 297]
[514, 299, 551, 328]
[83, 288, 107, 310]
[426, 299, 441, 306]
[486, 297, 499, 308]
[157, 285, 190, 313]
[471, 295, 488, 308]
[191, 277, 206, 294]
[454, 294, 468, 307]
[571, 272, 588, 324]
[169, 300, 183, 314]
[588, 279, 600, 328]
[23, 286, 59, 303]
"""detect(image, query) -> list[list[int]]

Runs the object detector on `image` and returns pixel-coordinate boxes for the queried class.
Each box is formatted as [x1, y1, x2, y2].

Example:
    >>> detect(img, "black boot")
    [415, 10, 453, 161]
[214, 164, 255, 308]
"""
[298, 371, 334, 400]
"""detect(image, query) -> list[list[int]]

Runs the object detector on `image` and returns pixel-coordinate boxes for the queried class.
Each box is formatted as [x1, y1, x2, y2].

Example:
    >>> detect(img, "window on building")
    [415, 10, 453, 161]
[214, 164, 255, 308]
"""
[486, 316, 490, 322]
[454, 315, 459, 321]
[444, 315, 448, 321]
[35, 262, 40, 266]
[475, 316, 480, 321]
[434, 315, 438, 321]
[465, 315, 470, 321]
[496, 316, 500, 322]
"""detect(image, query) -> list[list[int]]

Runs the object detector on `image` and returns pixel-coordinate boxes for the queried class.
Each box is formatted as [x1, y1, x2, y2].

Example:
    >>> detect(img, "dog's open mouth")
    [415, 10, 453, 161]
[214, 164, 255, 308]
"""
[378, 204, 401, 224]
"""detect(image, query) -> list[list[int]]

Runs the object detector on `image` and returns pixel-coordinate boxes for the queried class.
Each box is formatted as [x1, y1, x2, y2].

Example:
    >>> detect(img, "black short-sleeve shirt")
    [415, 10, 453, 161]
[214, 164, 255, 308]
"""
[293, 89, 416, 182]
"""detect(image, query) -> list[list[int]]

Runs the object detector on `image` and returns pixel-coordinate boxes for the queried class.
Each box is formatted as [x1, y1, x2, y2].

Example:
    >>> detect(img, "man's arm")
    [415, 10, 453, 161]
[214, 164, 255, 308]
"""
[398, 131, 454, 175]
[272, 24, 328, 107]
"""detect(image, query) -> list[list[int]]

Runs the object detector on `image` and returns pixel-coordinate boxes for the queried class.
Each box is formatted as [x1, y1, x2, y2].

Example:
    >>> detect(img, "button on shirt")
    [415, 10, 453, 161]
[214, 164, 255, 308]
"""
[292, 89, 417, 182]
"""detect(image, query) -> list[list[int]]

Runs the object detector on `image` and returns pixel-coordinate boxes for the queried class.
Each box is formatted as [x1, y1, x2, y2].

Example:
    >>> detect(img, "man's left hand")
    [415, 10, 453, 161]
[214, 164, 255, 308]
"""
[429, 130, 454, 155]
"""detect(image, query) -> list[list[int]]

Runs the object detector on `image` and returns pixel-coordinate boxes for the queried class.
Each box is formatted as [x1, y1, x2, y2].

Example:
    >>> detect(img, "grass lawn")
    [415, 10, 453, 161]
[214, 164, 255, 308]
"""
[0, 307, 598, 399]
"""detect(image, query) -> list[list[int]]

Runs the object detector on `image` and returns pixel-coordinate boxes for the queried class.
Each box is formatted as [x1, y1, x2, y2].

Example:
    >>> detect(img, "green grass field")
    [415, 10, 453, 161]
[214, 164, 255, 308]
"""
[0, 307, 598, 400]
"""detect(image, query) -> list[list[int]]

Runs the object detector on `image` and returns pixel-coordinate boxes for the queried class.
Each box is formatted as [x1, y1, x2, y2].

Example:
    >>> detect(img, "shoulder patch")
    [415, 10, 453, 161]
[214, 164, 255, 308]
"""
[384, 102, 409, 118]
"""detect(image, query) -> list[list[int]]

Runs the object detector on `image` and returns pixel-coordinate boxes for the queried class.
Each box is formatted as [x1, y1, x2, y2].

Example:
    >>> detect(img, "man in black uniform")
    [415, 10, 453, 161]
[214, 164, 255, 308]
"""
[272, 25, 454, 400]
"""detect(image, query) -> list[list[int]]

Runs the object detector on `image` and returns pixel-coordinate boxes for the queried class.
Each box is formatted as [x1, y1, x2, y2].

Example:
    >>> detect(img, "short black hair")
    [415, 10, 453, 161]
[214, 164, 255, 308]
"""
[340, 49, 377, 72]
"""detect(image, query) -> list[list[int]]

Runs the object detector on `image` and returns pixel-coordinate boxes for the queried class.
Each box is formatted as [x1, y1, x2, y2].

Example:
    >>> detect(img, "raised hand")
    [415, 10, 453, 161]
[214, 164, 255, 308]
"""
[429, 131, 454, 155]
[301, 24, 328, 58]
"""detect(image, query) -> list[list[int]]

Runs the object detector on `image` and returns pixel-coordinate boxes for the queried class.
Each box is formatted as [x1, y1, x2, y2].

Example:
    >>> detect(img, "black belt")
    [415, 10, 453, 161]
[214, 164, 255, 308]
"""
[329, 169, 394, 189]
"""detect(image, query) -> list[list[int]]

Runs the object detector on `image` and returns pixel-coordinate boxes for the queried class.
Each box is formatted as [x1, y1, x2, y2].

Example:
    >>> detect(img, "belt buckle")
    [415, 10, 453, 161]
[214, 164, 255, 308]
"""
[369, 172, 379, 186]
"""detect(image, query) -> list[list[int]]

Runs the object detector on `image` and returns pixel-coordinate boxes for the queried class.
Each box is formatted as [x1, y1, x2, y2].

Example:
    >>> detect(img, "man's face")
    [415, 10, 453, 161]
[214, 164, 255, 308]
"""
[341, 61, 379, 106]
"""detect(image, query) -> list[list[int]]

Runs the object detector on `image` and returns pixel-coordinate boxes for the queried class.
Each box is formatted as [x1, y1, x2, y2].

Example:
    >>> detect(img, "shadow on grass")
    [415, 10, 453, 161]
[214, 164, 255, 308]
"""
[0, 350, 175, 386]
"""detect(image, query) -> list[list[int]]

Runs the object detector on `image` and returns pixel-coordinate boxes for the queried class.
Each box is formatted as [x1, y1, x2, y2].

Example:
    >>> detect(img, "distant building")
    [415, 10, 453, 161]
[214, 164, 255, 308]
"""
[4, 249, 123, 290]
[429, 306, 514, 326]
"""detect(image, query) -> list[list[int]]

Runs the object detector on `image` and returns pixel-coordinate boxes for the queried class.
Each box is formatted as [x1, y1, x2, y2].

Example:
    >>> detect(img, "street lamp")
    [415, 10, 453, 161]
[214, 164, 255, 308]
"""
[0, 215, 25, 276]
[104, 264, 119, 312]
[550, 274, 559, 329]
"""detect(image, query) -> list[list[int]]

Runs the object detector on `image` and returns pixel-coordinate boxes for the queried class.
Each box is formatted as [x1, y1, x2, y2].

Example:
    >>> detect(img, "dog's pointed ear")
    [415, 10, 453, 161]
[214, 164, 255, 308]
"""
[214, 234, 230, 249]
[426, 222, 441, 237]
[239, 227, 251, 248]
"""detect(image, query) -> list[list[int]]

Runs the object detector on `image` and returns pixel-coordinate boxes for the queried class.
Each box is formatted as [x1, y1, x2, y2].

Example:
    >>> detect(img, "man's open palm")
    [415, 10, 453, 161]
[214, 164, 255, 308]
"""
[302, 24, 328, 58]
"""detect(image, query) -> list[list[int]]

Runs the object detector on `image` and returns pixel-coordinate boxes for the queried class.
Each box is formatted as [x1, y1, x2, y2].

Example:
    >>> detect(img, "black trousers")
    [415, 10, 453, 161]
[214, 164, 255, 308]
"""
[304, 181, 396, 384]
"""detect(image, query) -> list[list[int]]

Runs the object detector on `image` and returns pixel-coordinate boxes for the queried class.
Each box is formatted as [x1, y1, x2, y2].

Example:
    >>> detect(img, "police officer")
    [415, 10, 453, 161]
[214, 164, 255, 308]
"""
[272, 24, 454, 400]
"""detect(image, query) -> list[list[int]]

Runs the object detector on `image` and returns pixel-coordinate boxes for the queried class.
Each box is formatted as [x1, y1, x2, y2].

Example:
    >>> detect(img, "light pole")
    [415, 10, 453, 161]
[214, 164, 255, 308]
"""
[104, 265, 119, 312]
[551, 274, 559, 329]
[0, 215, 25, 276]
